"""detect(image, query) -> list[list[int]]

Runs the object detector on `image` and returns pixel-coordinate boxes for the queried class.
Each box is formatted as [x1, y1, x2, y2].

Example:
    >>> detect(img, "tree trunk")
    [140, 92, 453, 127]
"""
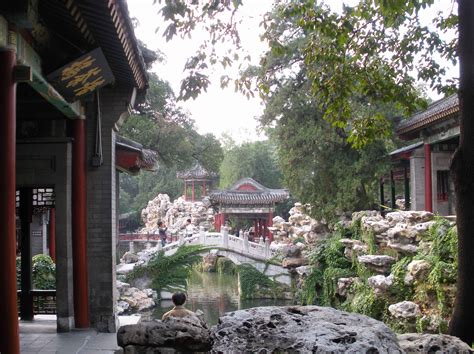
[448, 0, 474, 344]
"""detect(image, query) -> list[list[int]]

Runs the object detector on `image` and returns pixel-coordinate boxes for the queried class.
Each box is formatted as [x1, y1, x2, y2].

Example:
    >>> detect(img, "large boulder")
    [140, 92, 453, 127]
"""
[397, 333, 472, 353]
[211, 306, 402, 352]
[118, 316, 212, 352]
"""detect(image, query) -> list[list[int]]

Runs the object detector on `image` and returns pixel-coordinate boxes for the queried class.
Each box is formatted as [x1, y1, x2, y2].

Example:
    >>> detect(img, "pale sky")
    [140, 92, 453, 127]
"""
[128, 0, 457, 143]
[128, 0, 271, 143]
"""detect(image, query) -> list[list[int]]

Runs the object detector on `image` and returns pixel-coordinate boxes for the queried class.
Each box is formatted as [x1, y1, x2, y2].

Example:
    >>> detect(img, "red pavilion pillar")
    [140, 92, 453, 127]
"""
[72, 118, 89, 328]
[424, 144, 433, 212]
[267, 212, 274, 242]
[254, 219, 258, 239]
[49, 208, 56, 263]
[0, 47, 20, 354]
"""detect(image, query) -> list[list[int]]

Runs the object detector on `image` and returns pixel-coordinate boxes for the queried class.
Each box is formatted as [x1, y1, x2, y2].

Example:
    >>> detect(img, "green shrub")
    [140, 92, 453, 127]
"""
[216, 257, 237, 275]
[126, 245, 208, 293]
[32, 254, 56, 289]
[238, 264, 284, 300]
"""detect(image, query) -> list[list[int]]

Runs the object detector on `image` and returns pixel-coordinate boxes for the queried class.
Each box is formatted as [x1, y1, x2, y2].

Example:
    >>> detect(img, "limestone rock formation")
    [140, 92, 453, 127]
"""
[116, 281, 156, 314]
[357, 255, 396, 274]
[397, 333, 472, 353]
[368, 274, 394, 296]
[212, 306, 402, 352]
[140, 194, 215, 235]
[388, 301, 420, 319]
[118, 315, 212, 352]
[271, 203, 329, 245]
[404, 259, 431, 285]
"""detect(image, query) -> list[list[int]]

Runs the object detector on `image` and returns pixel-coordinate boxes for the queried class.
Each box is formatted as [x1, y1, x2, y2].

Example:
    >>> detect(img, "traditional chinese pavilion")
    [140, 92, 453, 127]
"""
[177, 163, 217, 202]
[385, 94, 459, 216]
[0, 0, 153, 351]
[209, 178, 289, 242]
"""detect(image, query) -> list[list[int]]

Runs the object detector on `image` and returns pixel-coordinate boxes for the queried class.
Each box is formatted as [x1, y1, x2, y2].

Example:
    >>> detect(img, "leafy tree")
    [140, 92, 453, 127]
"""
[155, 0, 474, 342]
[118, 74, 224, 215]
[126, 245, 209, 292]
[219, 140, 283, 189]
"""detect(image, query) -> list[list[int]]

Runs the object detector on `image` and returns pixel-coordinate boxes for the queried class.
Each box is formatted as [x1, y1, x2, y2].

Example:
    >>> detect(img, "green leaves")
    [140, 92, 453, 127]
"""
[127, 245, 210, 292]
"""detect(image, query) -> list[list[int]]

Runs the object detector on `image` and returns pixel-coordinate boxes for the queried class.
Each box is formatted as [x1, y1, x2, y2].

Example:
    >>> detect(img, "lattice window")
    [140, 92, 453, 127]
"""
[32, 188, 55, 207]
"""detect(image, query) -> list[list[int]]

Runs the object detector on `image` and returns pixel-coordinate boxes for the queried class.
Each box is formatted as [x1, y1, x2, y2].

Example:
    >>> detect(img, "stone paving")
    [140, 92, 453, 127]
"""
[20, 316, 123, 353]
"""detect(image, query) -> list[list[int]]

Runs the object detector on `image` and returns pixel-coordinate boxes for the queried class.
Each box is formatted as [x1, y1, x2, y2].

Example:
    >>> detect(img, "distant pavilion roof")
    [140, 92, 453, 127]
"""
[397, 94, 459, 139]
[176, 163, 217, 180]
[116, 135, 157, 175]
[209, 178, 289, 205]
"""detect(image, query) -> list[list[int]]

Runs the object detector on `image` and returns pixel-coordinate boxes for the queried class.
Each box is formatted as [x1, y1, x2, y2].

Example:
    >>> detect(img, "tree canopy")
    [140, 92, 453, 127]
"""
[219, 139, 283, 189]
[118, 73, 224, 214]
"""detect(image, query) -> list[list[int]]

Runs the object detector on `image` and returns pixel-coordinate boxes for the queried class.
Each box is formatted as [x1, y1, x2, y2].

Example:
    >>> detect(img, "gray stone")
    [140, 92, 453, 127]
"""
[117, 263, 136, 275]
[211, 306, 402, 353]
[404, 260, 431, 284]
[336, 277, 358, 297]
[368, 274, 394, 295]
[388, 301, 420, 319]
[386, 241, 419, 255]
[358, 255, 396, 274]
[295, 265, 312, 276]
[121, 251, 139, 264]
[397, 333, 472, 353]
[282, 257, 308, 268]
[117, 316, 212, 352]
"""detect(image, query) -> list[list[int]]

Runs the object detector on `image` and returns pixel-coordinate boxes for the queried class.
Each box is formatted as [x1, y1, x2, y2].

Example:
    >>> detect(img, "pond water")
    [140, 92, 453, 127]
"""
[151, 270, 294, 325]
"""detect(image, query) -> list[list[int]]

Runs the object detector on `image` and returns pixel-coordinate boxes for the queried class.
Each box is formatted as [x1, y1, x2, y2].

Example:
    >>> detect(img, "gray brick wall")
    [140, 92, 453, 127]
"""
[86, 86, 135, 332]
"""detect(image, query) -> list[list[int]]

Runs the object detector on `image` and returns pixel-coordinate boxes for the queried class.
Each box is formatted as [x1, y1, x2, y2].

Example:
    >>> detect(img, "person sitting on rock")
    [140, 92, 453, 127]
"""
[162, 292, 195, 321]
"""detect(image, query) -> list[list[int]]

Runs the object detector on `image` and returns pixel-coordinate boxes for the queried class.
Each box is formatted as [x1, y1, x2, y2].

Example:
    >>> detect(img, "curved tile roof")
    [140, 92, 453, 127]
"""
[177, 163, 217, 179]
[397, 94, 458, 136]
[209, 178, 289, 205]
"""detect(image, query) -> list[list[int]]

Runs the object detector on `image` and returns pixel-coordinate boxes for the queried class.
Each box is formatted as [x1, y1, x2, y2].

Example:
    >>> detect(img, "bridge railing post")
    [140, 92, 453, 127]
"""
[200, 226, 206, 244]
[145, 242, 152, 250]
[259, 236, 264, 245]
[265, 238, 271, 258]
[157, 241, 163, 251]
[178, 232, 184, 246]
[222, 226, 229, 248]
[129, 241, 135, 254]
[243, 232, 249, 253]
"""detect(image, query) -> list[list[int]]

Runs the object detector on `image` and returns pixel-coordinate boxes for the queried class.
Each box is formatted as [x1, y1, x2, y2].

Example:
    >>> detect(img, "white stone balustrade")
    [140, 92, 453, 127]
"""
[161, 230, 275, 261]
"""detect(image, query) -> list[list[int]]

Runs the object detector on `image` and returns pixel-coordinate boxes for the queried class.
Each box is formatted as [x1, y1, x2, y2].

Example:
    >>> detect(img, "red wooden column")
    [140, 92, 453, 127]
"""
[424, 144, 433, 212]
[267, 212, 274, 242]
[49, 208, 56, 262]
[254, 219, 258, 239]
[0, 47, 20, 354]
[214, 213, 219, 231]
[72, 118, 90, 328]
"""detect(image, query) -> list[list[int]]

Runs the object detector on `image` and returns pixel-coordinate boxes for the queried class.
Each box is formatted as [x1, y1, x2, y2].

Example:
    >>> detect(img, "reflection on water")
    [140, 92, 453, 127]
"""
[152, 270, 293, 325]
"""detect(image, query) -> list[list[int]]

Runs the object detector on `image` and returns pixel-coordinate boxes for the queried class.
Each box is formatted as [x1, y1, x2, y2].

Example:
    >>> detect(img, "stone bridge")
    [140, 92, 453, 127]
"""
[119, 228, 292, 286]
